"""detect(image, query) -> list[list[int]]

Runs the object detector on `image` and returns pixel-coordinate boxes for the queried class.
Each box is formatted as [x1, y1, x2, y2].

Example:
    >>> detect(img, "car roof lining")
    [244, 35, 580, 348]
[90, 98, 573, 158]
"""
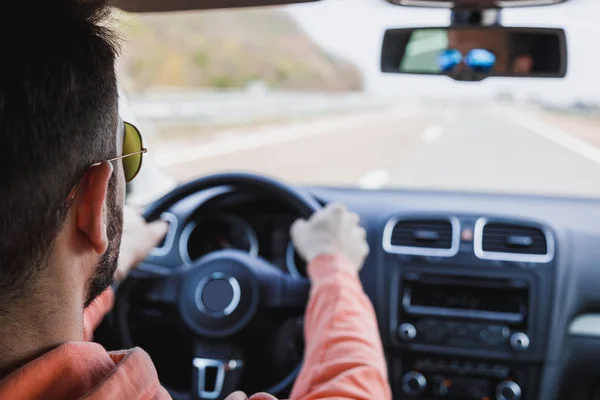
[110, 0, 319, 13]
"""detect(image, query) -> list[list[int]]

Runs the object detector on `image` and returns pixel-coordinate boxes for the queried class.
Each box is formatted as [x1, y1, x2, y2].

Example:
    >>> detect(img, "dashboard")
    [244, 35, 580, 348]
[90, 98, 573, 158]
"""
[101, 184, 600, 400]
[150, 190, 307, 278]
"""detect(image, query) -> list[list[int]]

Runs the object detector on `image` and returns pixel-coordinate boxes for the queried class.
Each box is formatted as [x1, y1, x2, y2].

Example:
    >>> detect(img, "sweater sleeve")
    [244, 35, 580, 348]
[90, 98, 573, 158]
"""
[289, 254, 392, 400]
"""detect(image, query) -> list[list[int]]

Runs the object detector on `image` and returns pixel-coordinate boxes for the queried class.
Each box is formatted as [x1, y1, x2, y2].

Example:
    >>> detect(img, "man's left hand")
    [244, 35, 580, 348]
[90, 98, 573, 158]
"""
[115, 206, 169, 282]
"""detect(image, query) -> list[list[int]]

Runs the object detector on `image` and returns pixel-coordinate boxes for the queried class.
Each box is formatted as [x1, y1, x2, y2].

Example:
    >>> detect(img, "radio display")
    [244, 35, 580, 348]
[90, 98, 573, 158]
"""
[403, 280, 528, 320]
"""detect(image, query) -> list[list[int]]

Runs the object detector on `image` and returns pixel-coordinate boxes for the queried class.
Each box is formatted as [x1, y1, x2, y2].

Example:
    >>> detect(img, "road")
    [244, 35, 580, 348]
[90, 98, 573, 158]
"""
[145, 101, 600, 200]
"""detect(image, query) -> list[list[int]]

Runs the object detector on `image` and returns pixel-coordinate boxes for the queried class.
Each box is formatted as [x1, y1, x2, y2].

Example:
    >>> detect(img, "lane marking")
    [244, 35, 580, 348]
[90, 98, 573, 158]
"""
[491, 106, 600, 167]
[156, 107, 418, 166]
[422, 125, 444, 143]
[357, 169, 391, 189]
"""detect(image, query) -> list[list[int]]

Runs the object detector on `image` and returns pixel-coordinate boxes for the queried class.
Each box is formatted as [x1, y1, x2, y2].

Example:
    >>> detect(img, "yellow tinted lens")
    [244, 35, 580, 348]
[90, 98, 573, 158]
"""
[122, 122, 143, 182]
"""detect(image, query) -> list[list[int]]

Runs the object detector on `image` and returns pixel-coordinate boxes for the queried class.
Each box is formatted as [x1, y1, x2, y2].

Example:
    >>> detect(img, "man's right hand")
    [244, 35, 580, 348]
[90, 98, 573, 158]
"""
[290, 203, 369, 271]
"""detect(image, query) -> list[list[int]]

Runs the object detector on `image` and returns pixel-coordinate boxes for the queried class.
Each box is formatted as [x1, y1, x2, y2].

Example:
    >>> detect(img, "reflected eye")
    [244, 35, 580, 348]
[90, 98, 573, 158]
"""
[464, 48, 496, 73]
[438, 49, 463, 72]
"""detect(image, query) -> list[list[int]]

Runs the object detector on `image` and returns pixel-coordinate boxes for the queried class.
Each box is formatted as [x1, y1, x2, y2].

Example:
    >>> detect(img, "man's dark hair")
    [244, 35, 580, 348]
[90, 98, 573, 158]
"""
[0, 0, 120, 308]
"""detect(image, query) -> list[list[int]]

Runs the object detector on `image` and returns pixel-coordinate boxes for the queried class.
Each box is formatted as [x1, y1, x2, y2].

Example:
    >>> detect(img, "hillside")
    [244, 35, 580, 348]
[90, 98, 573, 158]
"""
[114, 9, 363, 93]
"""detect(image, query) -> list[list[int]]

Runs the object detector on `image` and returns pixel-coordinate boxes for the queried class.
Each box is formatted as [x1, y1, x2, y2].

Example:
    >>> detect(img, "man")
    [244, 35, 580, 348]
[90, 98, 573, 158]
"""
[0, 1, 391, 399]
[446, 28, 534, 74]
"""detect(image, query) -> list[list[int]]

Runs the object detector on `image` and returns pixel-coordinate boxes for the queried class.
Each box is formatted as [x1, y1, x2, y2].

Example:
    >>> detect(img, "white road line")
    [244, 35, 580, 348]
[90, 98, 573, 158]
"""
[492, 106, 600, 167]
[357, 169, 391, 189]
[422, 125, 444, 143]
[156, 107, 418, 166]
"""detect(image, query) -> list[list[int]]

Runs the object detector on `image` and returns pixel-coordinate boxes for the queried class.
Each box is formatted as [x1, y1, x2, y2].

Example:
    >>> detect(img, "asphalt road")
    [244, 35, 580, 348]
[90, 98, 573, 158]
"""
[151, 101, 600, 199]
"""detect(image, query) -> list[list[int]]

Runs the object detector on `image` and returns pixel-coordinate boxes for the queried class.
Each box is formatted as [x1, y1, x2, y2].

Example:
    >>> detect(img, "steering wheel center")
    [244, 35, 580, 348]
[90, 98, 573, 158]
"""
[179, 251, 260, 338]
[196, 274, 241, 316]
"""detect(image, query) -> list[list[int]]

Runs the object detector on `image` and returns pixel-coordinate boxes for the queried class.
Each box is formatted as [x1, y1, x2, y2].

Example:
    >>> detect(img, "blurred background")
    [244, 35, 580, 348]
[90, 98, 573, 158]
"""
[115, 0, 600, 204]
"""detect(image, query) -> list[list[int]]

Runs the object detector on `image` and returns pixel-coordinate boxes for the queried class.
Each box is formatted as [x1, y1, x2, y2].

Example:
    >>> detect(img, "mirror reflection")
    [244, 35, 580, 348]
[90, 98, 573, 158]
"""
[399, 28, 560, 76]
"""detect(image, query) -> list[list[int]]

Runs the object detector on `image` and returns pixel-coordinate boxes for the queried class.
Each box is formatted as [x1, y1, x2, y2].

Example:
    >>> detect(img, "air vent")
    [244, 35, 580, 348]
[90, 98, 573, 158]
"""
[474, 218, 554, 263]
[383, 217, 460, 257]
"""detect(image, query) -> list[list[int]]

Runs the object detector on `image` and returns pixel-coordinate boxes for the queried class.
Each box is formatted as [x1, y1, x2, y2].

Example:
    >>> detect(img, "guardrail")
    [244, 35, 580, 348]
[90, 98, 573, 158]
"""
[127, 89, 387, 125]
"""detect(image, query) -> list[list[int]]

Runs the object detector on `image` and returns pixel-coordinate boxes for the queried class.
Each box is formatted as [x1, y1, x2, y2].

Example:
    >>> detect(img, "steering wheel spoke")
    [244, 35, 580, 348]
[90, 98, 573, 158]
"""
[240, 254, 310, 313]
[263, 273, 310, 312]
[192, 340, 244, 400]
[128, 267, 180, 306]
[145, 277, 179, 305]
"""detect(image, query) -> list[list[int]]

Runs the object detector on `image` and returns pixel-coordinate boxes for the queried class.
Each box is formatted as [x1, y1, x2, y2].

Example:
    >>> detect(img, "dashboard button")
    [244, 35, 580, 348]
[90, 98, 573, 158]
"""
[421, 321, 446, 342]
[510, 332, 530, 352]
[398, 323, 417, 341]
[487, 325, 503, 334]
[496, 380, 522, 400]
[401, 371, 427, 396]
[493, 365, 510, 378]
[476, 363, 488, 374]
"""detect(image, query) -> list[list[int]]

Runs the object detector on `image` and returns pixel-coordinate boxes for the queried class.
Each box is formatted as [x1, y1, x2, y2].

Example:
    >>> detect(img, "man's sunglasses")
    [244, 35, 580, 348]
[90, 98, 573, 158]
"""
[100, 121, 147, 183]
[65, 122, 147, 206]
[438, 48, 497, 73]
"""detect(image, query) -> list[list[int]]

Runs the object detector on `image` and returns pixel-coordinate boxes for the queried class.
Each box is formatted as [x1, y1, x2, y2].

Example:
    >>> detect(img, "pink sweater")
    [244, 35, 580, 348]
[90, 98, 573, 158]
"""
[0, 254, 391, 400]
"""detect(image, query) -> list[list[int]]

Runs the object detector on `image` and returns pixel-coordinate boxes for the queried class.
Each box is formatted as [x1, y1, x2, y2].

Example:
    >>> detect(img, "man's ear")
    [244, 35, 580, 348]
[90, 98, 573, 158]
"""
[76, 162, 114, 255]
[513, 55, 534, 74]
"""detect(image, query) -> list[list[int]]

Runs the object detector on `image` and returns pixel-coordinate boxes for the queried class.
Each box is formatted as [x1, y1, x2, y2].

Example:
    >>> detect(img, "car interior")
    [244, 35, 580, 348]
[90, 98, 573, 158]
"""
[97, 0, 600, 399]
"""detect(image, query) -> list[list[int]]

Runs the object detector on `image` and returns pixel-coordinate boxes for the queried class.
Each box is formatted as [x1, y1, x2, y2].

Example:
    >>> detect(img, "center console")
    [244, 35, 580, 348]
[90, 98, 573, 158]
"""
[381, 215, 555, 400]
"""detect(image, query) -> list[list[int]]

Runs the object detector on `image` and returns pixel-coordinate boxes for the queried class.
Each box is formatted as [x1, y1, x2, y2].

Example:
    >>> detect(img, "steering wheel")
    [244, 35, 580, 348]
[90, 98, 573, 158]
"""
[115, 173, 321, 400]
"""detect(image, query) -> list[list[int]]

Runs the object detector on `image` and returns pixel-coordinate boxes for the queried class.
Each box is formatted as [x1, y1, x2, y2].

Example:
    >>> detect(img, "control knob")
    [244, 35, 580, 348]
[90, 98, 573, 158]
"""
[401, 371, 427, 396]
[496, 380, 522, 400]
[398, 323, 417, 342]
[509, 332, 530, 352]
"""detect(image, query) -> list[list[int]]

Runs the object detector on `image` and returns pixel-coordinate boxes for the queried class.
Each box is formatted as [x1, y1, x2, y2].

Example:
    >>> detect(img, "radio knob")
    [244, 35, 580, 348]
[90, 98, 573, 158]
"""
[398, 323, 417, 342]
[509, 332, 530, 352]
[401, 371, 427, 396]
[496, 380, 522, 400]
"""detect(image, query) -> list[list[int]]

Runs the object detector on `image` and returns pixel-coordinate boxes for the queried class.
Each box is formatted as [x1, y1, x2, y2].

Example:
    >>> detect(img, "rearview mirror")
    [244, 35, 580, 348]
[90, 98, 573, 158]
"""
[381, 27, 567, 81]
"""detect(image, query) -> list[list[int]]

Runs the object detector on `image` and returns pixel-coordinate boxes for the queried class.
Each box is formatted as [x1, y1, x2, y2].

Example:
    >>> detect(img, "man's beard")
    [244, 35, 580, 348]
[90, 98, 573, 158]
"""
[84, 174, 123, 307]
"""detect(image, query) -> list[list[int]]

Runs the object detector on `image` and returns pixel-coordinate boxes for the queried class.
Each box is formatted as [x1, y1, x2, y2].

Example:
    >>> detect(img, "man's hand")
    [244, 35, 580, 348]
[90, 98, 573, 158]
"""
[115, 206, 169, 282]
[290, 203, 369, 271]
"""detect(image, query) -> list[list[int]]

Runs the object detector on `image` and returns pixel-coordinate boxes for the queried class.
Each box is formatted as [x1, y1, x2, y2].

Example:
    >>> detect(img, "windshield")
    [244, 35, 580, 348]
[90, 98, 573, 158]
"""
[115, 1, 600, 204]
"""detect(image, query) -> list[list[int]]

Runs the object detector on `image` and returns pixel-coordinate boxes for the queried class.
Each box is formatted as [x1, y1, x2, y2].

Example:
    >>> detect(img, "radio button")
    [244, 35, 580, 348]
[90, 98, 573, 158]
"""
[434, 360, 447, 371]
[421, 321, 447, 342]
[492, 365, 510, 378]
[401, 371, 427, 396]
[479, 327, 505, 347]
[415, 358, 434, 371]
[398, 323, 417, 342]
[456, 326, 468, 337]
[462, 361, 474, 374]
[475, 363, 489, 374]
[487, 325, 503, 335]
[449, 360, 460, 371]
[496, 380, 522, 400]
[444, 321, 457, 332]
[510, 332, 530, 352]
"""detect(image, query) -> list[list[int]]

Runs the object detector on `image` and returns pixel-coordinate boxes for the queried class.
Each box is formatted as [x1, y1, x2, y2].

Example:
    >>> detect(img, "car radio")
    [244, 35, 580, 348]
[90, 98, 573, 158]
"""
[395, 273, 531, 354]
[394, 354, 531, 400]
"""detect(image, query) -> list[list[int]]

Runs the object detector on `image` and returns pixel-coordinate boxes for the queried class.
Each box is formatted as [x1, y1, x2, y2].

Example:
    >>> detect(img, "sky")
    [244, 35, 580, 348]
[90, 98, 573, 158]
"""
[286, 0, 600, 104]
